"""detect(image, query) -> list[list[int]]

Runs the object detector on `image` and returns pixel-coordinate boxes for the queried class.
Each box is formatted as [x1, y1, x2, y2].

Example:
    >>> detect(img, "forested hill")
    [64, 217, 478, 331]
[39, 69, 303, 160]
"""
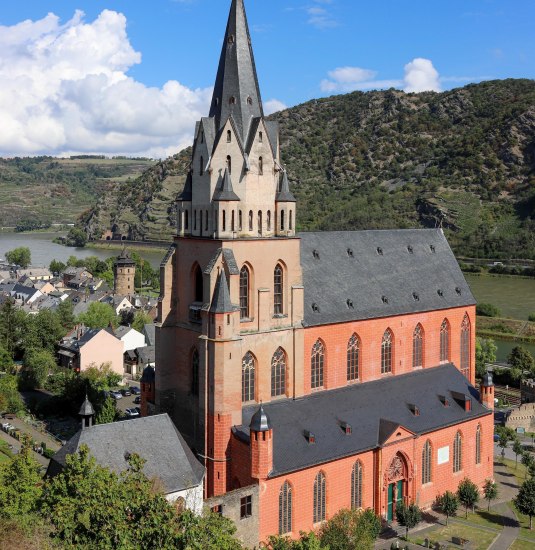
[84, 79, 533, 258]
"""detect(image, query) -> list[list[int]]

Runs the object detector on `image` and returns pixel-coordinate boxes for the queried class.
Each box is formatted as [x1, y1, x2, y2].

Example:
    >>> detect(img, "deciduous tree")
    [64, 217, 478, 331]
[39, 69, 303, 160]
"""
[6, 247, 31, 268]
[483, 479, 498, 511]
[438, 491, 458, 525]
[77, 302, 118, 329]
[457, 478, 480, 517]
[515, 477, 535, 530]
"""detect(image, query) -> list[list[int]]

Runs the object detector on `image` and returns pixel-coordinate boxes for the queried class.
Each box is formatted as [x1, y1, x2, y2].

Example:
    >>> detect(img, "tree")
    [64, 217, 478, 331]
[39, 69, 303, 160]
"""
[522, 453, 535, 479]
[438, 491, 458, 525]
[508, 346, 535, 377]
[475, 338, 497, 379]
[133, 311, 152, 332]
[483, 479, 498, 511]
[22, 309, 65, 354]
[268, 532, 327, 550]
[0, 300, 27, 357]
[77, 302, 118, 329]
[0, 345, 12, 372]
[49, 259, 66, 275]
[56, 299, 75, 330]
[0, 439, 42, 520]
[0, 374, 25, 413]
[498, 432, 510, 462]
[21, 349, 57, 390]
[515, 477, 535, 529]
[94, 397, 118, 425]
[119, 308, 135, 326]
[318, 507, 381, 550]
[513, 438, 525, 468]
[395, 502, 422, 539]
[5, 247, 31, 268]
[457, 478, 480, 517]
[65, 227, 88, 247]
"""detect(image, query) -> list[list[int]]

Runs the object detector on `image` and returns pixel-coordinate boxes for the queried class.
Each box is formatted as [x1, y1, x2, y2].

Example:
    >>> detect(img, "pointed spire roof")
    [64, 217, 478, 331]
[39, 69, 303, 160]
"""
[213, 169, 240, 201]
[249, 403, 271, 432]
[177, 171, 193, 201]
[210, 270, 235, 313]
[209, 0, 264, 144]
[276, 170, 296, 203]
[79, 395, 95, 417]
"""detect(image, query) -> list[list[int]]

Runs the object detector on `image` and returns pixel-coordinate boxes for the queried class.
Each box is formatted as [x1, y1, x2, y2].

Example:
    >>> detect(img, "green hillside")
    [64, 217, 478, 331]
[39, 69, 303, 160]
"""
[0, 156, 154, 228]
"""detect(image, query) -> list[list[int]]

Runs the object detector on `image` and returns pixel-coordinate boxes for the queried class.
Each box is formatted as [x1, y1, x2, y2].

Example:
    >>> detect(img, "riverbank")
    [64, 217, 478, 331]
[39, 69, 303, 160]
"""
[88, 240, 170, 253]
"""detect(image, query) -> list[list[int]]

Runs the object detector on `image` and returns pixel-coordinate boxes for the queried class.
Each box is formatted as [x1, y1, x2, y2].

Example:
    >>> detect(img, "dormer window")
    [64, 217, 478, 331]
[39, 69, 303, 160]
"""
[408, 403, 420, 416]
[247, 96, 253, 105]
[437, 289, 444, 297]
[228, 35, 235, 45]
[412, 292, 419, 301]
[407, 245, 414, 254]
[455, 287, 462, 295]
[430, 245, 436, 253]
[377, 247, 383, 255]
[227, 130, 232, 143]
[311, 303, 320, 313]
[229, 96, 236, 105]
[341, 422, 352, 435]
[347, 248, 354, 258]
[346, 299, 354, 309]
[304, 430, 315, 444]
[312, 250, 320, 260]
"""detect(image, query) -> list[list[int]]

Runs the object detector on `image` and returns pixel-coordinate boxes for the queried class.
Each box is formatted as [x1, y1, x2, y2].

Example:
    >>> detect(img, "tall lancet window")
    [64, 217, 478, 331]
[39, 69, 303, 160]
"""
[241, 352, 255, 403]
[227, 129, 232, 143]
[460, 314, 470, 379]
[381, 329, 393, 374]
[226, 155, 232, 174]
[274, 264, 283, 315]
[347, 334, 360, 381]
[311, 340, 325, 389]
[200, 156, 204, 176]
[259, 156, 263, 175]
[413, 324, 424, 369]
[249, 210, 253, 232]
[351, 461, 363, 509]
[271, 347, 286, 397]
[239, 266, 250, 320]
[440, 319, 450, 362]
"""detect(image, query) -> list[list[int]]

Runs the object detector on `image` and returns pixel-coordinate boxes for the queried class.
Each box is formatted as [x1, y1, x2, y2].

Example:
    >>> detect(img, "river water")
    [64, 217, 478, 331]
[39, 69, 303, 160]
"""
[0, 232, 167, 270]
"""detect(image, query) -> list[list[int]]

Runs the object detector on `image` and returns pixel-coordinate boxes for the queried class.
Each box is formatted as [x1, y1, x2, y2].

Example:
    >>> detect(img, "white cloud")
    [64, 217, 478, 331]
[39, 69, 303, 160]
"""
[306, 6, 337, 28]
[403, 58, 441, 93]
[0, 10, 212, 158]
[264, 99, 288, 115]
[321, 58, 444, 94]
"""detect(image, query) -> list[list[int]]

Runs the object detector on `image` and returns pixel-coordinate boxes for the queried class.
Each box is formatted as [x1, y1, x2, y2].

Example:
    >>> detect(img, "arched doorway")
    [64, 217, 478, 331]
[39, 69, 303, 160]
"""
[385, 453, 408, 522]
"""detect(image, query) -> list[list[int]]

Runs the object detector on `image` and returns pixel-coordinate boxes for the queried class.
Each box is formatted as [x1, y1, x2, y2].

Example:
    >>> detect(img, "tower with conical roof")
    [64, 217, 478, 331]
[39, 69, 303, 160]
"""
[158, 0, 304, 498]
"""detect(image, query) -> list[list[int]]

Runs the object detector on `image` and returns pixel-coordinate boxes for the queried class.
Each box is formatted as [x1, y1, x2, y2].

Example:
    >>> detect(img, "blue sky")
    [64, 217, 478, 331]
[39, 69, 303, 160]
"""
[0, 0, 533, 157]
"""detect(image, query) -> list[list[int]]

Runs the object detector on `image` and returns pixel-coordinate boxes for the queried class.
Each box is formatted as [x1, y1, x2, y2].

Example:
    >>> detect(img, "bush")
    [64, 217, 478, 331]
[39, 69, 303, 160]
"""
[529, 313, 535, 322]
[476, 303, 501, 317]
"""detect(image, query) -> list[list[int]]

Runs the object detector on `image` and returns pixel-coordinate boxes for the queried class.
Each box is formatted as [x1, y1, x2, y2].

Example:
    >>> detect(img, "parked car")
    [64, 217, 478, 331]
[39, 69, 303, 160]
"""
[134, 396, 141, 404]
[130, 386, 141, 395]
[121, 388, 131, 397]
[110, 391, 122, 400]
[125, 408, 140, 418]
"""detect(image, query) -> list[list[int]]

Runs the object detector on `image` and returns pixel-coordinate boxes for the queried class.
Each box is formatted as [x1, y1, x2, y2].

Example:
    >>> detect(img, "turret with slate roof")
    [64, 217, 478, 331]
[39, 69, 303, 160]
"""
[176, 0, 295, 240]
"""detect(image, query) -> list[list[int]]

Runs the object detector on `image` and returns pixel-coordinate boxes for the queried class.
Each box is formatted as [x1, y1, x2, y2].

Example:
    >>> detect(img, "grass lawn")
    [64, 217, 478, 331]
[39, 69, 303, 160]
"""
[509, 540, 535, 550]
[412, 521, 499, 550]
[507, 502, 535, 541]
[454, 508, 504, 531]
[501, 457, 529, 485]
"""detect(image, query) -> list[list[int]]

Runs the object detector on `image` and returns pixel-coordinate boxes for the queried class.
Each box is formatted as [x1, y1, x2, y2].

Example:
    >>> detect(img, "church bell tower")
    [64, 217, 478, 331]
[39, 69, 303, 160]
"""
[156, 0, 304, 498]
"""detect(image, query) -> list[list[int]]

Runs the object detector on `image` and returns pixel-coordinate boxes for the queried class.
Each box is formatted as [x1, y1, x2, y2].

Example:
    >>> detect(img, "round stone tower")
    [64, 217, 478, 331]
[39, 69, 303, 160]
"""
[114, 248, 136, 296]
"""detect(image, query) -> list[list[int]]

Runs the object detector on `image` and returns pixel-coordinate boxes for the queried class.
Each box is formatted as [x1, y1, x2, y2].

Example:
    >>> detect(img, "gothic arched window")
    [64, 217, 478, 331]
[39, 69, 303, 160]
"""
[259, 156, 263, 175]
[440, 319, 450, 362]
[239, 210, 243, 231]
[227, 129, 232, 143]
[205, 210, 208, 231]
[271, 347, 286, 397]
[191, 348, 199, 396]
[241, 352, 255, 402]
[381, 329, 393, 374]
[239, 266, 250, 320]
[194, 264, 203, 303]
[200, 155, 204, 176]
[313, 472, 326, 524]
[289, 210, 293, 231]
[259, 131, 263, 143]
[267, 210, 271, 231]
[413, 324, 424, 369]
[280, 210, 285, 231]
[453, 431, 462, 473]
[311, 340, 325, 389]
[184, 210, 189, 230]
[258, 210, 262, 235]
[222, 210, 226, 232]
[248, 210, 253, 232]
[351, 461, 363, 509]
[226, 155, 232, 174]
[193, 210, 197, 231]
[274, 264, 283, 315]
[231, 210, 235, 232]
[461, 314, 470, 379]
[279, 481, 292, 535]
[476, 425, 481, 465]
[422, 440, 432, 484]
[347, 333, 360, 381]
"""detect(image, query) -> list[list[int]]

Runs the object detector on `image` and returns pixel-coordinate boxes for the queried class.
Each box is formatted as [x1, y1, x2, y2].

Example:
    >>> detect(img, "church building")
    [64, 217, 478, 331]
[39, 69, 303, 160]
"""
[154, 0, 494, 544]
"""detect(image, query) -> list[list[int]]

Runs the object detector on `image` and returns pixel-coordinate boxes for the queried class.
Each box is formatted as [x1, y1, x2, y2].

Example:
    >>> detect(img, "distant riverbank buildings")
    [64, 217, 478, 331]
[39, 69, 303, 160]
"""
[152, 0, 494, 545]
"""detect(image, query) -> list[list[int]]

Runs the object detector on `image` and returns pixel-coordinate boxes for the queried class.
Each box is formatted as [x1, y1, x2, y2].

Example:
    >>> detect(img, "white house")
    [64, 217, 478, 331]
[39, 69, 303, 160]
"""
[114, 326, 146, 352]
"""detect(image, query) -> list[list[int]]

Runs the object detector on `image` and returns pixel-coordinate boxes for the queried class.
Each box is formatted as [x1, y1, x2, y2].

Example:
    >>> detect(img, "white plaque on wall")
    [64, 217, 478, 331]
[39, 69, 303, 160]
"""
[437, 446, 449, 465]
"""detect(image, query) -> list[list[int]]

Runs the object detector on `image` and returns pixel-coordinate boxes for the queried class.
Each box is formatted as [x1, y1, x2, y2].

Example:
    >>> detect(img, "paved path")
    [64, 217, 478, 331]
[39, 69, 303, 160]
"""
[488, 503, 520, 550]
[0, 428, 49, 469]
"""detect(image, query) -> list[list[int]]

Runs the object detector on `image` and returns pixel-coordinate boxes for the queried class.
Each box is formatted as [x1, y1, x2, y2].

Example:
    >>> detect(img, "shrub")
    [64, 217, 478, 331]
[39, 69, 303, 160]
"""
[476, 303, 501, 317]
[529, 313, 535, 322]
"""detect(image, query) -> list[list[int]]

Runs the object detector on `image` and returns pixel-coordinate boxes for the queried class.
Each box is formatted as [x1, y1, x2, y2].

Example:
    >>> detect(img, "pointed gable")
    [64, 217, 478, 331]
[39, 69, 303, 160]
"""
[213, 169, 240, 201]
[377, 419, 416, 447]
[276, 171, 296, 203]
[210, 270, 236, 313]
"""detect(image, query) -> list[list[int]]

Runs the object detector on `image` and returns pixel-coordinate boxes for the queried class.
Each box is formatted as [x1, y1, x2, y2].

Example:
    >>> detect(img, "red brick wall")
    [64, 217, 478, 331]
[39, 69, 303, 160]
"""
[303, 306, 476, 394]
[257, 412, 493, 543]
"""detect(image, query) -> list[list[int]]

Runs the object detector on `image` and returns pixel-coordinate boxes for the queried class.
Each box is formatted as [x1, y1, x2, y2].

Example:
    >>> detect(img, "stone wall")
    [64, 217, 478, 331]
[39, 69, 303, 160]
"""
[205, 484, 259, 549]
[521, 379, 535, 404]
[506, 403, 535, 431]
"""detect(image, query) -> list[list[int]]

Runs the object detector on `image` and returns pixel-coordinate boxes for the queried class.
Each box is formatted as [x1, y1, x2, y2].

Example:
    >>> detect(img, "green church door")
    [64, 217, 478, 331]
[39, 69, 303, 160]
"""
[387, 480, 404, 522]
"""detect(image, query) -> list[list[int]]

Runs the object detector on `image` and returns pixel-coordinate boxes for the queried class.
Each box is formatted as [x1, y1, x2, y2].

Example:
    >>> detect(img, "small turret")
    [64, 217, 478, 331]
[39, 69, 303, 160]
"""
[250, 404, 273, 480]
[79, 395, 95, 429]
[480, 369, 495, 410]
[275, 171, 296, 237]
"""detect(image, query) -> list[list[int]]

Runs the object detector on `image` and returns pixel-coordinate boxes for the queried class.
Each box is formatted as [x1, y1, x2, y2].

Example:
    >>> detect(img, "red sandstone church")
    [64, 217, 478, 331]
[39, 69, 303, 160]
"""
[150, 0, 495, 545]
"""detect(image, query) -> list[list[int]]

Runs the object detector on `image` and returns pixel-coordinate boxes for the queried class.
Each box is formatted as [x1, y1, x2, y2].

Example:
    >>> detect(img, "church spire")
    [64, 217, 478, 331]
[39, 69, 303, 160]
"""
[209, 0, 264, 144]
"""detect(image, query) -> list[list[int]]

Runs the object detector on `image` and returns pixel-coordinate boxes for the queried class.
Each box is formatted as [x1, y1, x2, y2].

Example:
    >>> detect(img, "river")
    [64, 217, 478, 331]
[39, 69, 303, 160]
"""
[0, 232, 167, 270]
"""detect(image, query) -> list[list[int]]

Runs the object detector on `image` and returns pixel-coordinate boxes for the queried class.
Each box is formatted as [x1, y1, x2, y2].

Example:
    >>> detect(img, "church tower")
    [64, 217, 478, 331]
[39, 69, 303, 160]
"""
[157, 0, 304, 498]
[113, 248, 136, 296]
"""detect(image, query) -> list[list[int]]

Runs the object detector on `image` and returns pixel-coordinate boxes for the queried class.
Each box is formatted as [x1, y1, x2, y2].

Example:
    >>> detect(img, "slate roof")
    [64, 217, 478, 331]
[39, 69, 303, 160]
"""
[204, 248, 240, 276]
[276, 171, 296, 203]
[213, 169, 240, 201]
[143, 323, 156, 346]
[210, 270, 237, 313]
[236, 364, 490, 477]
[115, 248, 135, 266]
[209, 0, 264, 144]
[137, 345, 155, 365]
[47, 414, 205, 493]
[177, 171, 193, 201]
[298, 229, 475, 327]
